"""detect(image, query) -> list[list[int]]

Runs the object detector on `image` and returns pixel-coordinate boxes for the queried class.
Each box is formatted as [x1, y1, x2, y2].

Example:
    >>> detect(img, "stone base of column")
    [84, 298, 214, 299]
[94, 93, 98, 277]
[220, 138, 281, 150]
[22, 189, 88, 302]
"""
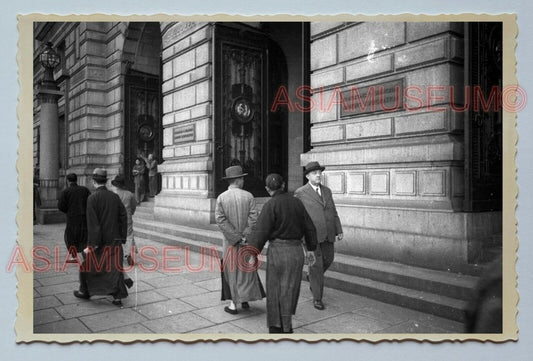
[35, 207, 65, 225]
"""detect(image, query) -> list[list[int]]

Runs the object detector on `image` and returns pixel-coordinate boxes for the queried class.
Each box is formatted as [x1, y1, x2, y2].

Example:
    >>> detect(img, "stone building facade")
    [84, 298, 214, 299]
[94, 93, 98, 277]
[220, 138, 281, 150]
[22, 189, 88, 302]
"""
[33, 21, 502, 272]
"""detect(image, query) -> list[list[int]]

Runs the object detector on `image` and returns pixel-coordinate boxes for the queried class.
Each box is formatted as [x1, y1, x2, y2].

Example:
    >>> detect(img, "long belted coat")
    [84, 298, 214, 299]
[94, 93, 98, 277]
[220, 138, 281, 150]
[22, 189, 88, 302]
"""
[215, 185, 265, 303]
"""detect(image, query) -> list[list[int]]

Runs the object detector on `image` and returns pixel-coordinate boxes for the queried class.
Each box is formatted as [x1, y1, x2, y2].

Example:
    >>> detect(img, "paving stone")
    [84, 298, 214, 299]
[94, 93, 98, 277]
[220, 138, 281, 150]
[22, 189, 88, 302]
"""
[325, 288, 379, 311]
[34, 308, 63, 326]
[118, 280, 155, 293]
[34, 269, 69, 280]
[34, 318, 91, 334]
[34, 281, 81, 296]
[55, 298, 118, 319]
[181, 291, 224, 308]
[33, 295, 62, 311]
[135, 298, 196, 319]
[192, 323, 250, 334]
[102, 323, 155, 334]
[143, 312, 214, 333]
[352, 306, 410, 326]
[292, 299, 346, 325]
[35, 273, 79, 286]
[229, 313, 270, 334]
[293, 326, 316, 334]
[192, 304, 262, 324]
[156, 283, 207, 299]
[132, 268, 167, 280]
[142, 275, 192, 289]
[306, 312, 391, 334]
[120, 290, 169, 308]
[181, 269, 219, 282]
[229, 310, 305, 334]
[80, 308, 148, 332]
[377, 319, 451, 334]
[194, 278, 221, 292]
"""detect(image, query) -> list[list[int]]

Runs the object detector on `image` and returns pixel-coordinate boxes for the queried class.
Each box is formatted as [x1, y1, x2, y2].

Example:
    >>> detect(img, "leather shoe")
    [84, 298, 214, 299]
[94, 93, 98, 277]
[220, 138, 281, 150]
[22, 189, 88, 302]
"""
[73, 290, 90, 299]
[112, 299, 123, 306]
[313, 299, 324, 310]
[124, 278, 134, 289]
[241, 302, 250, 309]
[224, 306, 238, 315]
[269, 326, 283, 333]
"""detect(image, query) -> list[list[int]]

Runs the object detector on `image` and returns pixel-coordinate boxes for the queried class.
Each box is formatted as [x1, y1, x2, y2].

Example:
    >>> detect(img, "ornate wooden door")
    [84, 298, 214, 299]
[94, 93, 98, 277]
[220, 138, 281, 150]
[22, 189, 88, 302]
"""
[124, 69, 162, 192]
[213, 23, 288, 197]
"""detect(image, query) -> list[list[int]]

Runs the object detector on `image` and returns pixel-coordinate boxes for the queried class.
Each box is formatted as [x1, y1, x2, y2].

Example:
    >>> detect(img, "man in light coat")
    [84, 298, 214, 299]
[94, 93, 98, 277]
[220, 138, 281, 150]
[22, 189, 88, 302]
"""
[215, 165, 265, 314]
[295, 161, 343, 310]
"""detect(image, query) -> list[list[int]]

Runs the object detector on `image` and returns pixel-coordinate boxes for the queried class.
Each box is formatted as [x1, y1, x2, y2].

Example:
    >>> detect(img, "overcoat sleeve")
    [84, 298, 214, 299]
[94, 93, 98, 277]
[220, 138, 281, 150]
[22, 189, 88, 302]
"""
[242, 197, 258, 238]
[86, 195, 102, 248]
[215, 197, 243, 245]
[118, 199, 128, 240]
[301, 205, 318, 251]
[248, 202, 273, 253]
[57, 189, 68, 213]
[328, 188, 343, 234]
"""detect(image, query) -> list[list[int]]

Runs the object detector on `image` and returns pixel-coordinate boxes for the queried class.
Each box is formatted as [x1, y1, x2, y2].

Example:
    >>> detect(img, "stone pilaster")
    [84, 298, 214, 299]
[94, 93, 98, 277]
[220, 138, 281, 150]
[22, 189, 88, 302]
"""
[36, 87, 65, 223]
[156, 22, 215, 226]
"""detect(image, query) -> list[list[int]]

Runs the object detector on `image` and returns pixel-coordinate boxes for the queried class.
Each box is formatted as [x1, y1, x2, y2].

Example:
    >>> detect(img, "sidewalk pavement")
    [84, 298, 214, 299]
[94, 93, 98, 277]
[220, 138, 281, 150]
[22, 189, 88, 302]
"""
[32, 223, 465, 335]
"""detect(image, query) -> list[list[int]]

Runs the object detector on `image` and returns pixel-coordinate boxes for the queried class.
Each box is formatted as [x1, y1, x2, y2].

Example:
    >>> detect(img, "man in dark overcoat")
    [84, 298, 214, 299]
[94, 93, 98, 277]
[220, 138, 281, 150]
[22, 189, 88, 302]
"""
[294, 161, 343, 311]
[73, 168, 131, 306]
[58, 173, 91, 262]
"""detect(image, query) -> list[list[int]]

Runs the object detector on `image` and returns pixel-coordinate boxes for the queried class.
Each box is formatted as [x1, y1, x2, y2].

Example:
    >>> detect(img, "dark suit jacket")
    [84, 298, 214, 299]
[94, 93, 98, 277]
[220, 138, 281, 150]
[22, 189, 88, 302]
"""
[86, 186, 128, 249]
[58, 183, 91, 219]
[294, 183, 343, 243]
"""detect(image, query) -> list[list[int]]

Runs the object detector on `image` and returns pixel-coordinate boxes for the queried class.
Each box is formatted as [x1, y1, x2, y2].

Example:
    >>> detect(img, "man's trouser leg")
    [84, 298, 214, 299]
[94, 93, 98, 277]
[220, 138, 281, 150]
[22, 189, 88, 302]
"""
[78, 253, 89, 294]
[308, 241, 334, 301]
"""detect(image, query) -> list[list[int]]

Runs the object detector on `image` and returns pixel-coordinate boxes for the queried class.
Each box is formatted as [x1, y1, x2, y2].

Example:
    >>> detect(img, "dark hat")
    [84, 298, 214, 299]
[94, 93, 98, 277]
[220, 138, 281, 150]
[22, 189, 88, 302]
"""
[222, 165, 247, 180]
[66, 173, 77, 182]
[92, 168, 108, 182]
[111, 174, 126, 189]
[304, 161, 325, 175]
[265, 173, 284, 191]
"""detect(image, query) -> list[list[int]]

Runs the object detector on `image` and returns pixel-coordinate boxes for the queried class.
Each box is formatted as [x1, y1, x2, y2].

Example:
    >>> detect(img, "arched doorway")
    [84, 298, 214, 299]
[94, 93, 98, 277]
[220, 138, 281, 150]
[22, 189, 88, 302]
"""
[213, 23, 308, 197]
[122, 22, 163, 194]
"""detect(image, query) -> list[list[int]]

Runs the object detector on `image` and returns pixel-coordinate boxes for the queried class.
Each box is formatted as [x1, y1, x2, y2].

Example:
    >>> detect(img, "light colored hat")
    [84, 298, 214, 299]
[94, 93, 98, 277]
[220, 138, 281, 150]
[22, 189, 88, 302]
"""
[92, 168, 108, 182]
[222, 165, 247, 180]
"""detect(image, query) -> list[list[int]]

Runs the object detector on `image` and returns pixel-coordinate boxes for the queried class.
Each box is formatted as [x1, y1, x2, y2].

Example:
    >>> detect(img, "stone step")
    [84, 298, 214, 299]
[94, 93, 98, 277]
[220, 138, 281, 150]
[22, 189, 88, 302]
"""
[323, 270, 469, 322]
[133, 220, 476, 322]
[331, 253, 479, 300]
[134, 218, 222, 246]
[134, 207, 155, 220]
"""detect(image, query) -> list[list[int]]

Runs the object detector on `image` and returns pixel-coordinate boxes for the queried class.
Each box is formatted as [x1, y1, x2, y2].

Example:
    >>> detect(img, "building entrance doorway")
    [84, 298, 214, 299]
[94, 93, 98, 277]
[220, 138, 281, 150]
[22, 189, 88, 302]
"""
[213, 22, 310, 197]
[122, 22, 163, 194]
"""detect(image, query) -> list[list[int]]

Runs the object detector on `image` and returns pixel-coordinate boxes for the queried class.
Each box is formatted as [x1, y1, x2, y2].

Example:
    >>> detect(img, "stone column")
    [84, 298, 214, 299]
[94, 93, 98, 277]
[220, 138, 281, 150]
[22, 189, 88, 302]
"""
[36, 84, 64, 223]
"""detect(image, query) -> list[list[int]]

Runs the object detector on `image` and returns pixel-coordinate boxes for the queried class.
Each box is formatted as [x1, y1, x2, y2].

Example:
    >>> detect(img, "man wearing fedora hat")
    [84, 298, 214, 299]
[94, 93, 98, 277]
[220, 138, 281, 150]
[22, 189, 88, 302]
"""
[295, 161, 343, 310]
[111, 174, 137, 266]
[215, 165, 265, 314]
[74, 168, 132, 306]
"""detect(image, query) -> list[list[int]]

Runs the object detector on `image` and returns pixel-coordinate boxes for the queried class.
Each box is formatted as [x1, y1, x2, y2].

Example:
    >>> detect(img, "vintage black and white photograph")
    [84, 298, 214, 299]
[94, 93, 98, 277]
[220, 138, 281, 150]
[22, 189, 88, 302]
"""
[19, 15, 516, 342]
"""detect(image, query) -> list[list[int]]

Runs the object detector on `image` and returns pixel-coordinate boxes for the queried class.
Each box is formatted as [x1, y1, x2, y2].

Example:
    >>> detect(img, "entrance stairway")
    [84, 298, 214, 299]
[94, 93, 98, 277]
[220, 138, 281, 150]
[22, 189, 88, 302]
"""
[133, 198, 483, 323]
